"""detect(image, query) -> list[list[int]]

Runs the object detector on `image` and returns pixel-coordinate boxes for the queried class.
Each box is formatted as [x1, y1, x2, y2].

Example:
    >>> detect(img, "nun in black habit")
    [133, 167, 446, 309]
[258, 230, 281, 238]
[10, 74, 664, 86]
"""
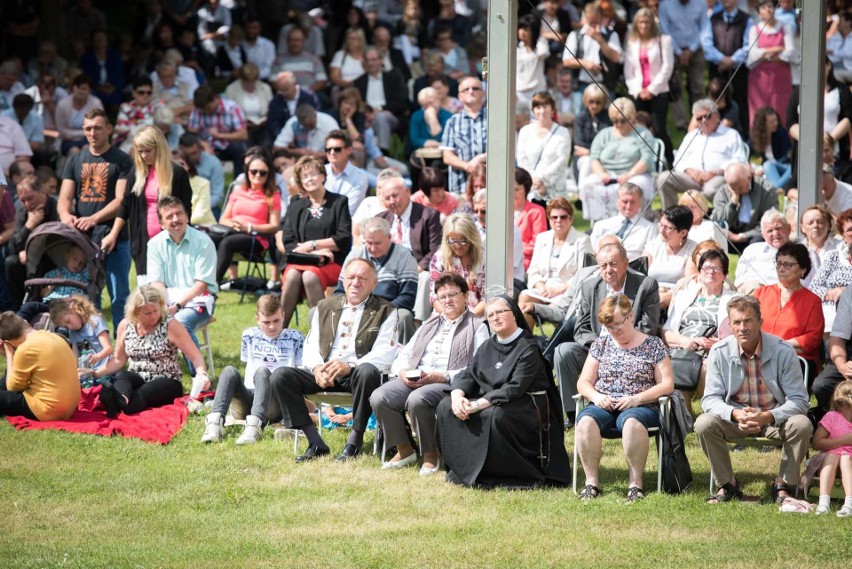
[436, 294, 571, 488]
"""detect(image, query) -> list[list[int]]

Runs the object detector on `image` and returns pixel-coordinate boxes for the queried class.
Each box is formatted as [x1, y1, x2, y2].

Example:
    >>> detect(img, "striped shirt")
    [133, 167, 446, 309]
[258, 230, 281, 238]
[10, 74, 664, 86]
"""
[440, 107, 488, 194]
[188, 96, 246, 151]
[733, 344, 777, 410]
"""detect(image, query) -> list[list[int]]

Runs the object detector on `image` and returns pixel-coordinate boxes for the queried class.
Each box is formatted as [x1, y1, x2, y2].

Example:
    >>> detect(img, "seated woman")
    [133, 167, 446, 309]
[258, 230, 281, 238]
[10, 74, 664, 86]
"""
[436, 295, 570, 488]
[408, 87, 451, 152]
[513, 167, 547, 271]
[663, 250, 736, 407]
[575, 294, 674, 501]
[90, 286, 209, 417]
[754, 243, 824, 385]
[678, 190, 728, 253]
[516, 91, 572, 205]
[212, 151, 281, 286]
[370, 274, 490, 475]
[579, 97, 654, 221]
[808, 209, 852, 332]
[429, 214, 486, 317]
[750, 106, 792, 190]
[276, 155, 352, 328]
[642, 205, 697, 309]
[800, 204, 839, 277]
[572, 84, 611, 186]
[674, 239, 731, 297]
[411, 167, 459, 222]
[518, 197, 592, 329]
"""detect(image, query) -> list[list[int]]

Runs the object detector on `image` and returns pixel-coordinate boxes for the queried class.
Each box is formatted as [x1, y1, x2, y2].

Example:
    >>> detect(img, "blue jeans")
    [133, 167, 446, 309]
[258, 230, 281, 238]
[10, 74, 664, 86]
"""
[762, 160, 792, 190]
[577, 403, 661, 433]
[174, 303, 213, 375]
[103, 240, 131, 335]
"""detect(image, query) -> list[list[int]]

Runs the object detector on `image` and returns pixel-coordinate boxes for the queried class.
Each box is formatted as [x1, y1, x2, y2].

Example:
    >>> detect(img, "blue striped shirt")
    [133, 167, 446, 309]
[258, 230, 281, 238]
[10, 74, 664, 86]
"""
[441, 107, 488, 194]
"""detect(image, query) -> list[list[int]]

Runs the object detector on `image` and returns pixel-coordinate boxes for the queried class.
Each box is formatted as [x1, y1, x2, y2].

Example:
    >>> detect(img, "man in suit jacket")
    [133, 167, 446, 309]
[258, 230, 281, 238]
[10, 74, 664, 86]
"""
[266, 71, 319, 143]
[375, 169, 442, 323]
[354, 47, 409, 152]
[270, 258, 399, 463]
[554, 241, 660, 426]
[711, 162, 779, 248]
[412, 53, 459, 110]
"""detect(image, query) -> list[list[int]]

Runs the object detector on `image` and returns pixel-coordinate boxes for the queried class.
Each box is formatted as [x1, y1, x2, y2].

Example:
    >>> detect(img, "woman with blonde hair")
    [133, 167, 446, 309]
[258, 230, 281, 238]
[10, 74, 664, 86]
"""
[106, 125, 192, 281]
[429, 213, 486, 317]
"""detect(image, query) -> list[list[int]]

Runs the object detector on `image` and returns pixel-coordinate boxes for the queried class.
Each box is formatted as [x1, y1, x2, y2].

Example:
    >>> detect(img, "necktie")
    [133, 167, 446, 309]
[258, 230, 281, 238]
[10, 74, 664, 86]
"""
[394, 215, 404, 244]
[616, 217, 630, 240]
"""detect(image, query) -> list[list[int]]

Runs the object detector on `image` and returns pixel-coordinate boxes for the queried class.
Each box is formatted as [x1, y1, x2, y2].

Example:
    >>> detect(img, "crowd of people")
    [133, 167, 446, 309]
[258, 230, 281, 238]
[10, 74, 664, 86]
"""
[1, 0, 852, 511]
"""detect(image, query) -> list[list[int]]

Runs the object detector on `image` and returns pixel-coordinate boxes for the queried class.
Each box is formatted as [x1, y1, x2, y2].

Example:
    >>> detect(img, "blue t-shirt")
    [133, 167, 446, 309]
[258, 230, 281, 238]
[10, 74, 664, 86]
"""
[43, 266, 89, 301]
[240, 327, 305, 389]
[70, 315, 110, 370]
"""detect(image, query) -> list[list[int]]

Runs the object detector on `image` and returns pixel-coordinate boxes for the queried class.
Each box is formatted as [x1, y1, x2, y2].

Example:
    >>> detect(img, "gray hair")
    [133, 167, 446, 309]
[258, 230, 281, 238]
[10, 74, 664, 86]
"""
[692, 98, 716, 116]
[472, 188, 487, 205]
[376, 168, 405, 191]
[726, 295, 762, 321]
[617, 182, 643, 200]
[360, 216, 391, 236]
[417, 86, 437, 106]
[597, 241, 629, 263]
[760, 208, 789, 231]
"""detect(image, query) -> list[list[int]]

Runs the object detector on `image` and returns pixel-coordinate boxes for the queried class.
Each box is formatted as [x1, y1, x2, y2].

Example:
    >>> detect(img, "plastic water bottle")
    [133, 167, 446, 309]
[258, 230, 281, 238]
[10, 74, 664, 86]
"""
[77, 341, 94, 387]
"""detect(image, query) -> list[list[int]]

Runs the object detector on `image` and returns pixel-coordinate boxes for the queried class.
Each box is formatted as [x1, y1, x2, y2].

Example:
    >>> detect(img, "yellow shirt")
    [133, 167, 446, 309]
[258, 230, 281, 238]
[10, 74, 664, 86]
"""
[7, 331, 80, 421]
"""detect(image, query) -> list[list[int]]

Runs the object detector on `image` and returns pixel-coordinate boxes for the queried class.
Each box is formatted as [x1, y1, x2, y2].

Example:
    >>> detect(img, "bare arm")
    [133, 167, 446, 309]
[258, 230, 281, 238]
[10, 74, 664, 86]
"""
[167, 318, 206, 372]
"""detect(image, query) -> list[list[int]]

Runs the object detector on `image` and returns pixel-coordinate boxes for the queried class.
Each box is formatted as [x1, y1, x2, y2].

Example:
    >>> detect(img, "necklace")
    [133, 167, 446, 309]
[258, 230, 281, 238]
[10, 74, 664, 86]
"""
[697, 293, 719, 306]
[308, 204, 324, 219]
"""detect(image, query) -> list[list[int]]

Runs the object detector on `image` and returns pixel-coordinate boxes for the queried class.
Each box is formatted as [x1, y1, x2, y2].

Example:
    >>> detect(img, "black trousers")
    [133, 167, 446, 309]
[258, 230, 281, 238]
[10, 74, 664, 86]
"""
[5, 254, 26, 308]
[0, 378, 36, 420]
[812, 363, 845, 412]
[212, 233, 267, 283]
[633, 93, 674, 166]
[110, 371, 184, 415]
[270, 363, 382, 432]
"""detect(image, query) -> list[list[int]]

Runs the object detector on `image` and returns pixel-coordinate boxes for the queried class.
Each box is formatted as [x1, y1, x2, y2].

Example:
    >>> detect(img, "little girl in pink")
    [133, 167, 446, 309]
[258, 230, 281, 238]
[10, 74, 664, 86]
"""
[812, 380, 852, 516]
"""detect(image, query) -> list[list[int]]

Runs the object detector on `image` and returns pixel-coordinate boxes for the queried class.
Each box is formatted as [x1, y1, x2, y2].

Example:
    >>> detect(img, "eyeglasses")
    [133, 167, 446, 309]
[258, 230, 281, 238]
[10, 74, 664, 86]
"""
[136, 89, 153, 95]
[300, 171, 322, 180]
[460, 86, 482, 93]
[550, 214, 570, 221]
[694, 114, 709, 121]
[775, 260, 798, 269]
[437, 290, 463, 303]
[325, 146, 346, 153]
[486, 308, 512, 321]
[447, 238, 470, 246]
[603, 314, 629, 332]
[249, 169, 269, 176]
[658, 223, 676, 232]
[612, 118, 629, 125]
[473, 208, 486, 215]
[700, 265, 723, 274]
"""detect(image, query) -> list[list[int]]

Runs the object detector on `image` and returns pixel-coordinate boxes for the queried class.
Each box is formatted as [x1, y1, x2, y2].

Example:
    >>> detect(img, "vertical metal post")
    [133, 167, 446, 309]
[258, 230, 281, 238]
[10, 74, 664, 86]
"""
[797, 2, 826, 210]
[484, 1, 517, 296]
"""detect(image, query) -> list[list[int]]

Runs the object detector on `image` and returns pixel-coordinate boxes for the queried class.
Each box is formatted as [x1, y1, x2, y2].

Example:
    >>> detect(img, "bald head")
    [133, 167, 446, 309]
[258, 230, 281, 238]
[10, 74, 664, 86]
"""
[724, 163, 753, 196]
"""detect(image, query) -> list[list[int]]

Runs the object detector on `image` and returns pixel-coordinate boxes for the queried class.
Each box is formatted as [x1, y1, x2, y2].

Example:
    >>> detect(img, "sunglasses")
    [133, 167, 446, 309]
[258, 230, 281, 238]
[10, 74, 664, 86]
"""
[473, 208, 486, 215]
[550, 214, 570, 221]
[249, 169, 269, 176]
[325, 146, 346, 153]
[447, 238, 470, 246]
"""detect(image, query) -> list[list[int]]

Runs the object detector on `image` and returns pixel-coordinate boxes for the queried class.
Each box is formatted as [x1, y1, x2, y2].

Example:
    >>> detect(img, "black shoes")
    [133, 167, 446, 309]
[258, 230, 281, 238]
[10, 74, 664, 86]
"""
[295, 444, 330, 462]
[334, 443, 362, 462]
[99, 384, 119, 418]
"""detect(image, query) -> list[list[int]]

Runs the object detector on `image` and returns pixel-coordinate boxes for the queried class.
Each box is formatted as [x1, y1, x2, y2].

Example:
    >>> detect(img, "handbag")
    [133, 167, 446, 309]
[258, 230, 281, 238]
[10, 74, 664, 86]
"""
[669, 348, 703, 390]
[286, 251, 329, 267]
[208, 223, 236, 239]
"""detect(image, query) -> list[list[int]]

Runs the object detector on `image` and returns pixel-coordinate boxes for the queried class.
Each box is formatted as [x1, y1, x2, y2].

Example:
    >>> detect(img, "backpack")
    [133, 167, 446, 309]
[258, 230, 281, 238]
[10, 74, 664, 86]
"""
[660, 392, 694, 494]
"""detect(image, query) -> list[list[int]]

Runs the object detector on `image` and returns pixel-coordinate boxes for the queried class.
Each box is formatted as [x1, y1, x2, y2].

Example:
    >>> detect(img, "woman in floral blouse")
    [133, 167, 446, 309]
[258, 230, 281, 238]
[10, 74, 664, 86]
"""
[429, 213, 485, 318]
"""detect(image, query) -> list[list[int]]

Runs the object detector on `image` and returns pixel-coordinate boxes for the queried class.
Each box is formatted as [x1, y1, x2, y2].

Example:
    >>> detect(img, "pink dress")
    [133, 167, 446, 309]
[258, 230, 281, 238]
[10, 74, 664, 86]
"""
[818, 411, 852, 456]
[411, 190, 459, 219]
[747, 24, 792, 127]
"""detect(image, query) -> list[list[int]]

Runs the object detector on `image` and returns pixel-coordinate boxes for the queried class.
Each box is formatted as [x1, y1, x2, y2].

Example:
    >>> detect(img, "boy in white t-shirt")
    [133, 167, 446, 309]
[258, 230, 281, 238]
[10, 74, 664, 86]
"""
[202, 295, 305, 444]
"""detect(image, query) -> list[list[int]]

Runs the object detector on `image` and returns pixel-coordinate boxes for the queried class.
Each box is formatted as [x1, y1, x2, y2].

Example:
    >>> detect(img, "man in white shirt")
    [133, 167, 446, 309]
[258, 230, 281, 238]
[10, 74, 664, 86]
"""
[590, 183, 658, 261]
[323, 130, 369, 216]
[734, 209, 792, 294]
[562, 2, 623, 107]
[242, 17, 276, 80]
[272, 104, 339, 159]
[822, 164, 852, 215]
[656, 98, 748, 208]
[271, 27, 328, 93]
[270, 258, 398, 463]
[827, 11, 852, 83]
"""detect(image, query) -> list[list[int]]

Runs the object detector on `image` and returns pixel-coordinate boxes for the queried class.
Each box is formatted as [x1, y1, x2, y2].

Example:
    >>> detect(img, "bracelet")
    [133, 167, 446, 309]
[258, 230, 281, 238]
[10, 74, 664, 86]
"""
[312, 240, 317, 250]
[248, 223, 253, 233]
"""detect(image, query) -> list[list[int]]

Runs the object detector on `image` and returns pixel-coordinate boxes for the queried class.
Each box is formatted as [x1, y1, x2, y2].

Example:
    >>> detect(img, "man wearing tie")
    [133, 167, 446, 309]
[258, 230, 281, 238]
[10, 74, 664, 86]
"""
[323, 130, 369, 216]
[589, 183, 657, 261]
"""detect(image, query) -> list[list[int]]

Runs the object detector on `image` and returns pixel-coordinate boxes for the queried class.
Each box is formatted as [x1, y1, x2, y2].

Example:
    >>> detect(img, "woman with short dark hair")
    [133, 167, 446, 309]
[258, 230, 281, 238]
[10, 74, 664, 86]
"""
[642, 205, 698, 308]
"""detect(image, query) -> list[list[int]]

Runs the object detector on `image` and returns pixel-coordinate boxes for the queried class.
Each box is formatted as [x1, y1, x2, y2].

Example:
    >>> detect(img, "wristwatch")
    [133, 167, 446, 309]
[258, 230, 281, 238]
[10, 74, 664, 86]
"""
[174, 302, 183, 310]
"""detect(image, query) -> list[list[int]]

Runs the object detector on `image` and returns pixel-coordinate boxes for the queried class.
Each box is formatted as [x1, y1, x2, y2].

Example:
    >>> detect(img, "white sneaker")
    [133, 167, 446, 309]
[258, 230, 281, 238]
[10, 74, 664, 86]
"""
[201, 412, 224, 443]
[837, 505, 852, 518]
[219, 281, 233, 291]
[235, 415, 263, 445]
[815, 504, 831, 515]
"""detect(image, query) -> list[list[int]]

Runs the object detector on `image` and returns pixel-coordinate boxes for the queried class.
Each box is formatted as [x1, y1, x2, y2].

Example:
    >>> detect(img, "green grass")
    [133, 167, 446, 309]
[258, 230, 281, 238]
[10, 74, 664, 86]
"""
[1, 280, 850, 568]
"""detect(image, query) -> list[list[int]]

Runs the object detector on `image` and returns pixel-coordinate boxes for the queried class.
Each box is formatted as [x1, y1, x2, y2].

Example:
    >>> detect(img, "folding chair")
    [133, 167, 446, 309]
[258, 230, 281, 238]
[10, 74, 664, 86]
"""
[572, 394, 671, 494]
[707, 356, 809, 494]
[236, 232, 268, 304]
[195, 317, 215, 377]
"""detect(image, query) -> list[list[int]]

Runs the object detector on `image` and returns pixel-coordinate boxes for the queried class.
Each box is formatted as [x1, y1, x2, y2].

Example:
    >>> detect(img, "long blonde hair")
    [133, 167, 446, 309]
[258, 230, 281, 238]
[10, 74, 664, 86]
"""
[439, 213, 484, 272]
[131, 126, 174, 196]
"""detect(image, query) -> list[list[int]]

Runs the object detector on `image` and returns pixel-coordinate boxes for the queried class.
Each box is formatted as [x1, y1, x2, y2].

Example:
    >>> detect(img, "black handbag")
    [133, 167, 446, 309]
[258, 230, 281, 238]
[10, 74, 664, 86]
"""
[208, 223, 237, 239]
[661, 414, 693, 494]
[669, 348, 703, 390]
[286, 252, 329, 267]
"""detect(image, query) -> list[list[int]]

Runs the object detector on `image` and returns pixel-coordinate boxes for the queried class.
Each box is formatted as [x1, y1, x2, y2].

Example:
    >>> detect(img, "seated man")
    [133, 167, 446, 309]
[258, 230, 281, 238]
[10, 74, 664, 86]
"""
[370, 273, 489, 474]
[270, 258, 398, 462]
[335, 217, 418, 343]
[812, 285, 852, 416]
[353, 47, 409, 152]
[0, 310, 79, 421]
[146, 196, 218, 350]
[734, 209, 792, 294]
[178, 132, 225, 217]
[187, 84, 248, 177]
[272, 103, 339, 160]
[589, 183, 658, 262]
[265, 71, 320, 145]
[553, 241, 660, 427]
[656, 98, 748, 209]
[822, 164, 852, 215]
[698, 295, 812, 504]
[375, 169, 442, 322]
[711, 163, 779, 249]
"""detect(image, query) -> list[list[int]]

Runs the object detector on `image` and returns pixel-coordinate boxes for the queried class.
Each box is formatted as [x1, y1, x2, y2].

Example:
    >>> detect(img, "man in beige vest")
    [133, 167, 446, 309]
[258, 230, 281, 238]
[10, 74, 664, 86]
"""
[270, 258, 398, 463]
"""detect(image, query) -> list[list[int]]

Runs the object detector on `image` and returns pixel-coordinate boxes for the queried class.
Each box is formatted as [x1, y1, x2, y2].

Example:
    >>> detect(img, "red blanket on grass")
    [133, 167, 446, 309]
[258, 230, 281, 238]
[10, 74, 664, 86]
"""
[5, 385, 190, 444]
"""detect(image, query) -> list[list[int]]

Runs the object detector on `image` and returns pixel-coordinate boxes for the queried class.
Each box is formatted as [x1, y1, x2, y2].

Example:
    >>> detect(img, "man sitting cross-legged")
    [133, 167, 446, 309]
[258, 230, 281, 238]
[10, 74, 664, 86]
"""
[201, 294, 305, 445]
[270, 258, 398, 462]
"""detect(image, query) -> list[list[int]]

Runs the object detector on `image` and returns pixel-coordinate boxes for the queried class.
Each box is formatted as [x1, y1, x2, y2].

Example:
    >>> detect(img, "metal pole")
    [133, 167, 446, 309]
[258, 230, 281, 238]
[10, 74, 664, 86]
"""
[797, 2, 826, 211]
[484, 1, 517, 296]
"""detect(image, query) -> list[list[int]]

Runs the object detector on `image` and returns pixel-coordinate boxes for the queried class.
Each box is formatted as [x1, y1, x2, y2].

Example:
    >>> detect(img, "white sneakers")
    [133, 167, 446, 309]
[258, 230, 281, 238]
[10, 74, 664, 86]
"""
[235, 415, 264, 445]
[201, 412, 224, 443]
[838, 505, 852, 518]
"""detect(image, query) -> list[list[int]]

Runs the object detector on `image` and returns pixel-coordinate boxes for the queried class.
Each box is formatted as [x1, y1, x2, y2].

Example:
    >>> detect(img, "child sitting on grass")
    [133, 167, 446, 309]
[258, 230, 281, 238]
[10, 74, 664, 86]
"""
[49, 295, 113, 380]
[813, 380, 852, 517]
[201, 294, 305, 445]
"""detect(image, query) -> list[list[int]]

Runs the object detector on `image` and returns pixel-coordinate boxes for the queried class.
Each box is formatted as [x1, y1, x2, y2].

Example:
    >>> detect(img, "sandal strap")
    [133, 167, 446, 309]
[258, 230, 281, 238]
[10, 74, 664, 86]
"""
[579, 484, 602, 499]
[626, 486, 645, 501]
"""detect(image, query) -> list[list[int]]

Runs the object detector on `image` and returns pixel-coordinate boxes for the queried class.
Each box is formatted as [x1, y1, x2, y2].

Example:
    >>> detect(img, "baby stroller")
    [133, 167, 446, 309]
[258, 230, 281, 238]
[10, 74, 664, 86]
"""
[21, 221, 106, 310]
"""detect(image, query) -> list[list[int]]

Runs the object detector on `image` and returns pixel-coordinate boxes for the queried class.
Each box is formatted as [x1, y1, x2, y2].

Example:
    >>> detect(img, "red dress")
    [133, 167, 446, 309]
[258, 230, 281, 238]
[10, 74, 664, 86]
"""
[514, 201, 547, 271]
[747, 23, 792, 128]
[753, 284, 824, 367]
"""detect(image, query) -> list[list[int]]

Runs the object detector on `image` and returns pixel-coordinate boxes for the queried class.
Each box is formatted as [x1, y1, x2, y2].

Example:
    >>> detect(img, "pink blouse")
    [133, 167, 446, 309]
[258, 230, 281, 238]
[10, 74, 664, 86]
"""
[224, 185, 282, 249]
[145, 169, 162, 239]
[819, 411, 852, 456]
[639, 47, 651, 89]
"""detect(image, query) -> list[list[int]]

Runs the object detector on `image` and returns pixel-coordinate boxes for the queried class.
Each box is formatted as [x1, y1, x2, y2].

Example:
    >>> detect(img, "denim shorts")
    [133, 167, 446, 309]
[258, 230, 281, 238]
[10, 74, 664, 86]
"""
[576, 403, 660, 433]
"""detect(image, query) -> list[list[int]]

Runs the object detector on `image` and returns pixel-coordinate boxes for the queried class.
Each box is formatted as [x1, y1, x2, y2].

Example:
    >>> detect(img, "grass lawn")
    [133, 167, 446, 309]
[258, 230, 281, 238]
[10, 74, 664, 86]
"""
[1, 278, 849, 568]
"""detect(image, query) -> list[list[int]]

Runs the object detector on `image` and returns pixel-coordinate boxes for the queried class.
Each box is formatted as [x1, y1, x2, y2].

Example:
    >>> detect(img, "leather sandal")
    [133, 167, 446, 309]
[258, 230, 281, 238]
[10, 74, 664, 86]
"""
[770, 482, 793, 504]
[626, 486, 645, 502]
[706, 479, 743, 503]
[579, 484, 602, 500]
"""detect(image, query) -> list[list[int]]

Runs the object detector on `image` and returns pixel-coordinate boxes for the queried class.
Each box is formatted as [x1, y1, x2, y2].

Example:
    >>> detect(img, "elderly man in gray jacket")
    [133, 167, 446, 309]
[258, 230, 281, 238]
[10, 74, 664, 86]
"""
[697, 295, 812, 504]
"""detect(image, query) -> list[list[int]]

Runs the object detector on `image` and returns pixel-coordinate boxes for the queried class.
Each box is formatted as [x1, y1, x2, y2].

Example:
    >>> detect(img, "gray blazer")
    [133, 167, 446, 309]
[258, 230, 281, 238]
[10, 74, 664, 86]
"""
[701, 332, 809, 426]
[573, 270, 661, 348]
[710, 175, 778, 241]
